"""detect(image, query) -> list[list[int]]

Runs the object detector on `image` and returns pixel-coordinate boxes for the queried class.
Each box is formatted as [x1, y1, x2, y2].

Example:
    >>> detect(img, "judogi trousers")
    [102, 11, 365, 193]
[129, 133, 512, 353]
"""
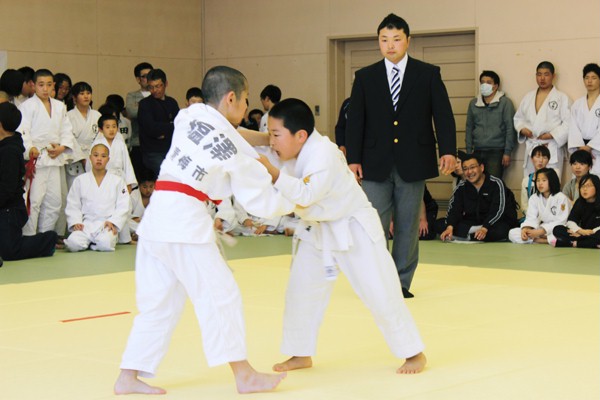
[120, 238, 246, 377]
[23, 165, 63, 235]
[280, 218, 424, 359]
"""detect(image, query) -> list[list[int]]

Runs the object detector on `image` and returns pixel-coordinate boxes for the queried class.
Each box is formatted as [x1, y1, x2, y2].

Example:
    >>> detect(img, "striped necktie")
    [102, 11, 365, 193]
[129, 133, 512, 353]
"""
[390, 66, 400, 110]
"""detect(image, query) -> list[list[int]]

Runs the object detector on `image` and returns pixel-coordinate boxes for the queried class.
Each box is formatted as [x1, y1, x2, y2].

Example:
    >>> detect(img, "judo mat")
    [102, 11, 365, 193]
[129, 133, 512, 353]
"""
[1, 238, 598, 399]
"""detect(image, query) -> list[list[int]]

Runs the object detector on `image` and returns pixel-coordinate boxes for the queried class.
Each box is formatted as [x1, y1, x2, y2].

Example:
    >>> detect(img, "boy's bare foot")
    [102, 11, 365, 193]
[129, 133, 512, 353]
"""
[397, 352, 427, 374]
[230, 360, 286, 394]
[272, 356, 313, 372]
[114, 369, 166, 395]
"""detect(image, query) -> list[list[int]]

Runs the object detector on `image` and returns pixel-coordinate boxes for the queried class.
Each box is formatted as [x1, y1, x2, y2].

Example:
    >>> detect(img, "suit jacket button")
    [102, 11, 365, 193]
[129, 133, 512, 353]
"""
[393, 121, 398, 126]
[394, 138, 399, 143]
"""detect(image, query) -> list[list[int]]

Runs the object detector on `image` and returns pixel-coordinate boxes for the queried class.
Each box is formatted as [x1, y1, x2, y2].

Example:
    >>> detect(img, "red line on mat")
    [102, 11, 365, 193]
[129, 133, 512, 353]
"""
[60, 311, 131, 323]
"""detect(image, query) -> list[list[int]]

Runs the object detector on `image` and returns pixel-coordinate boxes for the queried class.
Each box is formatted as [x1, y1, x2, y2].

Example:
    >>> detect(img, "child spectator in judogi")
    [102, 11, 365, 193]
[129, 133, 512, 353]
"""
[105, 94, 133, 150]
[509, 168, 570, 244]
[114, 66, 294, 395]
[64, 143, 130, 252]
[66, 82, 102, 187]
[521, 145, 553, 216]
[418, 185, 438, 240]
[258, 98, 426, 375]
[129, 172, 155, 241]
[563, 150, 593, 203]
[89, 114, 137, 243]
[231, 196, 282, 235]
[0, 102, 57, 262]
[552, 174, 600, 248]
[567, 63, 600, 175]
[206, 196, 237, 234]
[88, 114, 136, 192]
[18, 69, 74, 236]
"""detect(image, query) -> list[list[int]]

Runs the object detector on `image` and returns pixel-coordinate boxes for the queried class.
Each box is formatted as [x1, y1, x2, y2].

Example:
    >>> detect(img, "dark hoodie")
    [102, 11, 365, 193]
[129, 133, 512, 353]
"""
[0, 131, 25, 209]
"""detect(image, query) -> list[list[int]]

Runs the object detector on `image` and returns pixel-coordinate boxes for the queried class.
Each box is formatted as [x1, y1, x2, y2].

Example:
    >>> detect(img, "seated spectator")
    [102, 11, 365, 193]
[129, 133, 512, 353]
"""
[509, 168, 570, 244]
[129, 172, 155, 241]
[64, 143, 130, 252]
[552, 174, 600, 248]
[418, 184, 438, 240]
[206, 196, 238, 235]
[438, 154, 518, 242]
[0, 102, 57, 262]
[563, 149, 593, 203]
[521, 145, 553, 216]
[185, 87, 204, 106]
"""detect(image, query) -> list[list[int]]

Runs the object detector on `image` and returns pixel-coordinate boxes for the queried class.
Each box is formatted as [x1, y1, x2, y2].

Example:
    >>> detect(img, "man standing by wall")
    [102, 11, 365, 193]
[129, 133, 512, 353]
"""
[346, 13, 456, 298]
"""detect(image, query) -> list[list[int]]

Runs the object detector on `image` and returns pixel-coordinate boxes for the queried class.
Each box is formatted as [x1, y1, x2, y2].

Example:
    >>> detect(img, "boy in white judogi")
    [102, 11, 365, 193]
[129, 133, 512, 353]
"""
[258, 99, 426, 375]
[64, 143, 130, 252]
[567, 63, 600, 175]
[18, 69, 74, 235]
[88, 114, 137, 190]
[514, 61, 571, 177]
[509, 168, 570, 244]
[205, 196, 238, 234]
[114, 66, 293, 396]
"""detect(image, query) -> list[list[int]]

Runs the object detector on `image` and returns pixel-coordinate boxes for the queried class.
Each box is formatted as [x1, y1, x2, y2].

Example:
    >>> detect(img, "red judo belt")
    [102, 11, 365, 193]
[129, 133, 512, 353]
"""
[155, 180, 222, 205]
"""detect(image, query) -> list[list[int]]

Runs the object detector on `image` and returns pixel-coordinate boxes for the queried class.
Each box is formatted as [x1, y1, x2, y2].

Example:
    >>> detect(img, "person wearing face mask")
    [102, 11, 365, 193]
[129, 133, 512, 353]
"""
[465, 70, 516, 179]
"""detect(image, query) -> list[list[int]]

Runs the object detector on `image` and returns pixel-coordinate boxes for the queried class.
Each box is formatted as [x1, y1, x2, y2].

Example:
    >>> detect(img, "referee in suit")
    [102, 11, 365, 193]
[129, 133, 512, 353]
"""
[346, 13, 456, 298]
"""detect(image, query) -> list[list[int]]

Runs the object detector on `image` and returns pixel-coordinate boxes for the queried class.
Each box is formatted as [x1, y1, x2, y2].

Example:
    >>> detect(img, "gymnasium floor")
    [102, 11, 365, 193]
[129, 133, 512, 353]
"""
[1, 237, 598, 399]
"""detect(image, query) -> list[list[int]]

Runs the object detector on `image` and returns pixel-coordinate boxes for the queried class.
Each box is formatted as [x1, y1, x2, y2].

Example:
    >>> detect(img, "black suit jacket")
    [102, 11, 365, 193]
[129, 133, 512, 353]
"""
[346, 57, 456, 182]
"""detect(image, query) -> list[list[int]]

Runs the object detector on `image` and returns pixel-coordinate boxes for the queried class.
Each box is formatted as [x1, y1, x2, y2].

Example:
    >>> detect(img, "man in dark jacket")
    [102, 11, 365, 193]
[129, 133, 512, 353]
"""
[439, 154, 517, 242]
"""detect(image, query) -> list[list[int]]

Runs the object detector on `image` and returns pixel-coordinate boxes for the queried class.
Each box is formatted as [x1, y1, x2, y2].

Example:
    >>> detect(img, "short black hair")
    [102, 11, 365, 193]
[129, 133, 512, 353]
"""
[98, 113, 119, 129]
[462, 153, 483, 166]
[377, 13, 410, 36]
[570, 149, 593, 166]
[33, 69, 54, 82]
[534, 168, 561, 195]
[269, 98, 315, 136]
[248, 108, 263, 118]
[105, 94, 125, 112]
[480, 70, 500, 86]
[0, 102, 22, 132]
[260, 84, 281, 103]
[54, 73, 72, 89]
[147, 69, 167, 84]
[536, 61, 555, 74]
[70, 81, 93, 96]
[134, 62, 153, 77]
[531, 145, 551, 160]
[583, 63, 600, 79]
[18, 66, 35, 82]
[186, 87, 203, 101]
[201, 66, 247, 107]
[0, 69, 25, 97]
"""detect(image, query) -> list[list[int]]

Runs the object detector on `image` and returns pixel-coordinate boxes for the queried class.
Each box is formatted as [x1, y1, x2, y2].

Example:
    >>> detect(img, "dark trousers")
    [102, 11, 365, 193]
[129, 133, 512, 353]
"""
[474, 149, 504, 179]
[0, 206, 56, 261]
[553, 225, 600, 248]
[435, 218, 511, 242]
[142, 151, 167, 178]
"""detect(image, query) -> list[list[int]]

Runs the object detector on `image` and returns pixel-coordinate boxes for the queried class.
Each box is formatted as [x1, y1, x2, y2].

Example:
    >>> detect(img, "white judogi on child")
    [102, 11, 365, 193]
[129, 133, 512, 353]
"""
[18, 95, 74, 235]
[64, 171, 130, 252]
[88, 134, 137, 187]
[514, 87, 571, 176]
[205, 196, 238, 233]
[568, 95, 600, 175]
[119, 103, 294, 377]
[273, 130, 424, 359]
[509, 192, 570, 244]
[128, 189, 147, 234]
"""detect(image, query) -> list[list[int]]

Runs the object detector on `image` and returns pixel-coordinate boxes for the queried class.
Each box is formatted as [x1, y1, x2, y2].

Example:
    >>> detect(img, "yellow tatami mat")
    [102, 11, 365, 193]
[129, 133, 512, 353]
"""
[1, 254, 598, 399]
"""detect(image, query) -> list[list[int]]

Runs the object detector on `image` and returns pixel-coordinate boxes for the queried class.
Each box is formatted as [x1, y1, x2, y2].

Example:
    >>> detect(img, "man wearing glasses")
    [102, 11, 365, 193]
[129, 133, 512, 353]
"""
[439, 154, 518, 242]
[126, 62, 154, 179]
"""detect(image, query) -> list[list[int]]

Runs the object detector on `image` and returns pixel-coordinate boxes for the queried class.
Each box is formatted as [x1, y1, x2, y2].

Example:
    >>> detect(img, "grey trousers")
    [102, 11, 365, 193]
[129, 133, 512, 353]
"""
[362, 169, 424, 290]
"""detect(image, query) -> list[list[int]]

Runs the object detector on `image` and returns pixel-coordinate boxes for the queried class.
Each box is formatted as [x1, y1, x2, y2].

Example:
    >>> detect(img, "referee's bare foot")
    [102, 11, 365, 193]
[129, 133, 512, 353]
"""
[230, 360, 286, 394]
[273, 356, 313, 372]
[397, 352, 427, 374]
[114, 369, 166, 395]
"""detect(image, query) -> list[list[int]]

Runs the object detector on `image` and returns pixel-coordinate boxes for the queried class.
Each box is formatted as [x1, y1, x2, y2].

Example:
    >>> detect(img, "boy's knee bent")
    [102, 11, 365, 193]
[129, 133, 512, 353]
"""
[91, 232, 117, 252]
[64, 231, 90, 252]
